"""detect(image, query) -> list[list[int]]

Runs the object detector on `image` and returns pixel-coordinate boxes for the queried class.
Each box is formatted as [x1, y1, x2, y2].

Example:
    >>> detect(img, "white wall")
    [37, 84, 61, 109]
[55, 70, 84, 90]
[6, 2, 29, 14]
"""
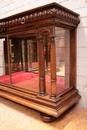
[0, 0, 87, 107]
[58, 0, 87, 107]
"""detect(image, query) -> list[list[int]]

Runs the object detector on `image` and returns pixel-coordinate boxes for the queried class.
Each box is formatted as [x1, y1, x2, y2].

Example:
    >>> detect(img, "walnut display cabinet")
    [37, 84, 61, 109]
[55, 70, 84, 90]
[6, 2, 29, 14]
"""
[0, 2, 81, 122]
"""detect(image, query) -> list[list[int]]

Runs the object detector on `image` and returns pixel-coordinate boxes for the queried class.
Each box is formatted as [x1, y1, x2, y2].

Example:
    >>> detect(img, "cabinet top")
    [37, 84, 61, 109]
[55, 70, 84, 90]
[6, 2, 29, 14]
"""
[0, 2, 80, 35]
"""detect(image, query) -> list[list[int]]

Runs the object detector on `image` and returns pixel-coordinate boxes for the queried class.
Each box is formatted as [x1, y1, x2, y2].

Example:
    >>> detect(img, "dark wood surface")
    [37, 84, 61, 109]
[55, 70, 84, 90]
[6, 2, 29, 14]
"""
[50, 35, 56, 98]
[70, 29, 76, 87]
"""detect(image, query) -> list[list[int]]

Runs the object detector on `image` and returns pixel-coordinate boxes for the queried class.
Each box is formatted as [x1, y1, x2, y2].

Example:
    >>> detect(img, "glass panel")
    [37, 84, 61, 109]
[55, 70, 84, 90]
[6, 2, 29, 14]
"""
[0, 38, 10, 85]
[9, 34, 39, 92]
[27, 40, 38, 73]
[55, 27, 70, 94]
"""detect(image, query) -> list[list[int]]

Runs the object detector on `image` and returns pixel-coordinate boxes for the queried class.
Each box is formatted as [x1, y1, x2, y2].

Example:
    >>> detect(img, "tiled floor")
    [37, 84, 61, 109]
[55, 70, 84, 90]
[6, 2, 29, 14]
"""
[0, 97, 87, 130]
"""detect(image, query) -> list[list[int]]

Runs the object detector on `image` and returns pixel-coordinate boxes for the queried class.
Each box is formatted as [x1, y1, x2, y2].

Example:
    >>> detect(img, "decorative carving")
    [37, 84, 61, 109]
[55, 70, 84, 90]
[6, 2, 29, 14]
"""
[25, 15, 29, 22]
[0, 22, 6, 31]
[21, 17, 25, 24]
[0, 3, 80, 32]
[15, 18, 18, 25]
[12, 19, 15, 25]
[49, 35, 55, 42]
[38, 36, 43, 43]
[50, 8, 57, 16]
[37, 27, 53, 39]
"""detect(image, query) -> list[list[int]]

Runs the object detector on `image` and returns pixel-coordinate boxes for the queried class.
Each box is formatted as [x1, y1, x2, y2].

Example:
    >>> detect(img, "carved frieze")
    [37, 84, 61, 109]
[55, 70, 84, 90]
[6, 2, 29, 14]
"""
[0, 3, 80, 32]
[0, 22, 6, 31]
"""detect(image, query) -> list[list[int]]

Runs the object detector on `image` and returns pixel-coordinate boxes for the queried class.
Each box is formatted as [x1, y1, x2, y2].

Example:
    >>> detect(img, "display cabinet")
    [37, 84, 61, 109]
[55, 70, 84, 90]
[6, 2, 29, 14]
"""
[0, 2, 81, 122]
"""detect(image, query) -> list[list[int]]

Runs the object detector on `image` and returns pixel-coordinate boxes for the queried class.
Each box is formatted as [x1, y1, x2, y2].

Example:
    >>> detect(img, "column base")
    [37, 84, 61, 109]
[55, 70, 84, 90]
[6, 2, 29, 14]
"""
[40, 113, 56, 122]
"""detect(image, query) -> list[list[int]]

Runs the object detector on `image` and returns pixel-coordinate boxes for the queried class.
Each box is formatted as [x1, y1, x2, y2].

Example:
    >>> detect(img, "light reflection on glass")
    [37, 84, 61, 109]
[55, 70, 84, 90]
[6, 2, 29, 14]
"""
[55, 27, 70, 94]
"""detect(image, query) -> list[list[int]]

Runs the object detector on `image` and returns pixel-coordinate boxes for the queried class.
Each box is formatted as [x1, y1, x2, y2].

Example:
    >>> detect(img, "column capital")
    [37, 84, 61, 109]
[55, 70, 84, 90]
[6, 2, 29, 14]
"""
[37, 35, 43, 43]
[48, 35, 55, 42]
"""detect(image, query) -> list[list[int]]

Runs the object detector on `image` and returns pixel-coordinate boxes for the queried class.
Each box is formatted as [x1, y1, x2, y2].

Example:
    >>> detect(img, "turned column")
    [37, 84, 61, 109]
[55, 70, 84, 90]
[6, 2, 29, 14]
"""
[49, 35, 56, 98]
[37, 36, 46, 96]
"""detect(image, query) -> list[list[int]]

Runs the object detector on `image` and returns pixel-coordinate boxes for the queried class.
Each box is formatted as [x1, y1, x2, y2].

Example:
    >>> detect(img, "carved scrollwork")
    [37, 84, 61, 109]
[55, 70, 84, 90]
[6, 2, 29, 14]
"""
[42, 29, 50, 36]
[37, 27, 53, 39]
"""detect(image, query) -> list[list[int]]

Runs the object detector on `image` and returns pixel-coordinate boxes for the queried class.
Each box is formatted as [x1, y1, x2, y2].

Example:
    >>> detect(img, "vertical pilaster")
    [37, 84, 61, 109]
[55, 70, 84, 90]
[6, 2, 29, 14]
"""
[70, 29, 76, 87]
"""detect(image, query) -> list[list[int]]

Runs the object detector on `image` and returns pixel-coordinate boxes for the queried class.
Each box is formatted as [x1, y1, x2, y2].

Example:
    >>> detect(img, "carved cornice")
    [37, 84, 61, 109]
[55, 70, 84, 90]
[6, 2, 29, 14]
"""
[0, 3, 80, 32]
[0, 22, 6, 31]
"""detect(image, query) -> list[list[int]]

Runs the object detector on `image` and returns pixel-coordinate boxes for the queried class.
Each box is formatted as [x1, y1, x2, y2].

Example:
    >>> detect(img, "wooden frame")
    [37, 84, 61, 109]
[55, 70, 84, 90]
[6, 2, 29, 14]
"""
[0, 2, 81, 122]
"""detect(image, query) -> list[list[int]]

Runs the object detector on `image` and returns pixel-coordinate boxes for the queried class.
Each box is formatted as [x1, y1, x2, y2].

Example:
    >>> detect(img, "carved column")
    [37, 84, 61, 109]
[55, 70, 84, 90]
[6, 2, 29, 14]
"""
[49, 35, 56, 98]
[37, 36, 46, 96]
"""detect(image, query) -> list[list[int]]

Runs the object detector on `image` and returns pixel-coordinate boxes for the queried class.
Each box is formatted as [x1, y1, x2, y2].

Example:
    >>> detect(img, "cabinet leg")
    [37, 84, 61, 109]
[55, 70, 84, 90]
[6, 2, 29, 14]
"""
[40, 113, 55, 122]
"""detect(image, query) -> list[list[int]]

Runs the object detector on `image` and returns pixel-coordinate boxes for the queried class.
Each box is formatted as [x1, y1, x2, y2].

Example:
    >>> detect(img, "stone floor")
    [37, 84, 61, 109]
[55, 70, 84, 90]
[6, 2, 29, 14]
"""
[0, 97, 87, 130]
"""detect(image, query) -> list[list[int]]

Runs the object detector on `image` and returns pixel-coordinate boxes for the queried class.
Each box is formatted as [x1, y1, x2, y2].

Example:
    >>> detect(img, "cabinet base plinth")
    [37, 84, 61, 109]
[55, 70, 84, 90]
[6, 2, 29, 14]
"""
[1, 85, 81, 122]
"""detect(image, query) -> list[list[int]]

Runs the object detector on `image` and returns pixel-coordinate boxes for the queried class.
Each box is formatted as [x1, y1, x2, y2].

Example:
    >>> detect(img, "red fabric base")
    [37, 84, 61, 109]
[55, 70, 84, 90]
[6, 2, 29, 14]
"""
[0, 71, 69, 94]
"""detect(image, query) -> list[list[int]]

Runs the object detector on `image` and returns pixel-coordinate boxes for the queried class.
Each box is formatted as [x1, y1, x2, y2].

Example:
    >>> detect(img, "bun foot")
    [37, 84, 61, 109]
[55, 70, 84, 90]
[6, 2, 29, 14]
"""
[40, 113, 56, 122]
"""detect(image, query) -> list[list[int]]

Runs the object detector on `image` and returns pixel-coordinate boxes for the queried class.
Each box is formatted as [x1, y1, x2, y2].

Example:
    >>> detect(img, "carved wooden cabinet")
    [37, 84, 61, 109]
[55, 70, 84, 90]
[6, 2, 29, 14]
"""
[0, 3, 81, 122]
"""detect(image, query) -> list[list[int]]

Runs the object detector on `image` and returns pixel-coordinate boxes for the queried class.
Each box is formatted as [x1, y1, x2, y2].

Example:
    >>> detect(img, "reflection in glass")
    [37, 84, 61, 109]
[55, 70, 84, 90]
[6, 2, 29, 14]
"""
[0, 38, 10, 84]
[0, 28, 70, 95]
[9, 36, 39, 92]
[55, 27, 70, 94]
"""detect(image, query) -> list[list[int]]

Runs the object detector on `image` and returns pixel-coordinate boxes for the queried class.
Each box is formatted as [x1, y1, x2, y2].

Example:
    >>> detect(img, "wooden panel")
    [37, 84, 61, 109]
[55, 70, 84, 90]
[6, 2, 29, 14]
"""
[70, 29, 76, 87]
[1, 85, 81, 118]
